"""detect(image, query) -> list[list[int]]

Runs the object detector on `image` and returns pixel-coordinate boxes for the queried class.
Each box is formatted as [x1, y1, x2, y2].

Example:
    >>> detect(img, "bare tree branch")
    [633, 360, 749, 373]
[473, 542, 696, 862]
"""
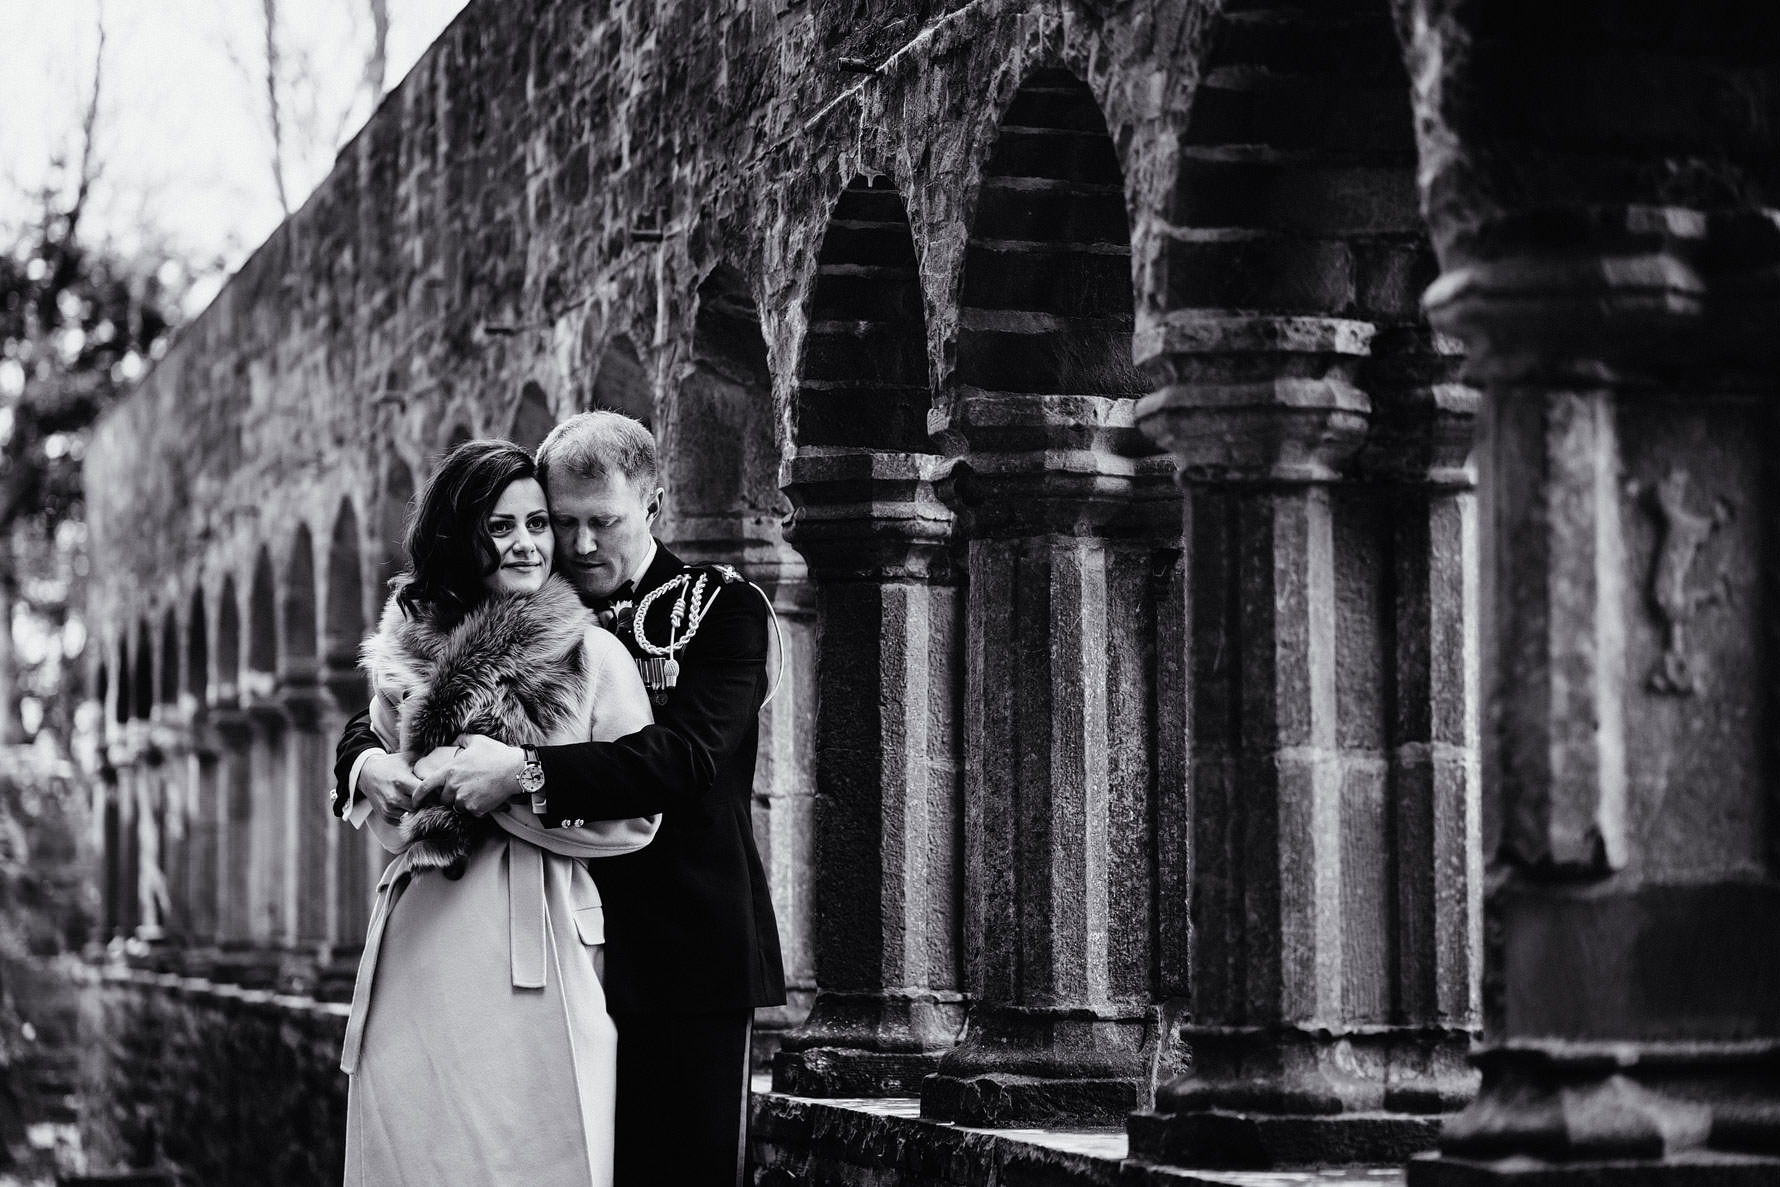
[261, 0, 291, 218]
[65, 4, 108, 246]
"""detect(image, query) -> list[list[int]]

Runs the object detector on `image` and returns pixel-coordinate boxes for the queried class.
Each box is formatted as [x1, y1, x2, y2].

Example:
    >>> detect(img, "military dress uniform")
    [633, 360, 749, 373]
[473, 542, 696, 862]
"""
[334, 541, 786, 1187]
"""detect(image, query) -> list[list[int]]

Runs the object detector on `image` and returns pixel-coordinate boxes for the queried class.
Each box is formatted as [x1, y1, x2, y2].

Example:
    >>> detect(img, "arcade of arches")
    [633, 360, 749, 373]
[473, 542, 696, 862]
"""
[78, 0, 1780, 1183]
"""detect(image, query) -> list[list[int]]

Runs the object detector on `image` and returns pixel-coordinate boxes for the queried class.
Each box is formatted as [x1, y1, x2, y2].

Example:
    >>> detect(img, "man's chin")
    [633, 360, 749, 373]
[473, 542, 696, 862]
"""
[562, 570, 609, 600]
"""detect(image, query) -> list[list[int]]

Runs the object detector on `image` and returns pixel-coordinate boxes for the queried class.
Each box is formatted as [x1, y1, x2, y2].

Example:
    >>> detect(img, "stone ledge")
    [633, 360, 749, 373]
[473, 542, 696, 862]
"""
[750, 1078, 1407, 1187]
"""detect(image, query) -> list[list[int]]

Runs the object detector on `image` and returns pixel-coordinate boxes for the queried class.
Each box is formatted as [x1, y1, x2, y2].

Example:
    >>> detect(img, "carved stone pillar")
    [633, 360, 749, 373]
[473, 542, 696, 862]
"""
[184, 723, 222, 958]
[283, 682, 332, 975]
[209, 708, 254, 951]
[919, 396, 1179, 1126]
[770, 449, 964, 1097]
[1129, 314, 1481, 1166]
[1395, 1, 1780, 1180]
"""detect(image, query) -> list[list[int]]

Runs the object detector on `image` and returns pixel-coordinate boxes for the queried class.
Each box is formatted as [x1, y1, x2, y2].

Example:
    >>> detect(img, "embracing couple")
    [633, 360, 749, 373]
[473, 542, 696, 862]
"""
[329, 411, 786, 1186]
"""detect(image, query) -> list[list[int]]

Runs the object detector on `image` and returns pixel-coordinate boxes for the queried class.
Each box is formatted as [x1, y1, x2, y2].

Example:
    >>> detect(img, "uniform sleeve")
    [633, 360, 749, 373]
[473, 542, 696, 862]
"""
[332, 707, 381, 818]
[534, 581, 767, 826]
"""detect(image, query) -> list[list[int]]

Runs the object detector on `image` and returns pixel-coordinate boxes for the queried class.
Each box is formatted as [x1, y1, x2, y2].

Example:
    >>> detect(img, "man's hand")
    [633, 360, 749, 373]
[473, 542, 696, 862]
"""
[414, 734, 524, 817]
[358, 751, 421, 821]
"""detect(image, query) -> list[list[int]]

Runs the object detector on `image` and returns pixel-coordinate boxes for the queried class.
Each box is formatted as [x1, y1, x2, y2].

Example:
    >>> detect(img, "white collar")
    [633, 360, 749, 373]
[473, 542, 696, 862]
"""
[626, 539, 659, 591]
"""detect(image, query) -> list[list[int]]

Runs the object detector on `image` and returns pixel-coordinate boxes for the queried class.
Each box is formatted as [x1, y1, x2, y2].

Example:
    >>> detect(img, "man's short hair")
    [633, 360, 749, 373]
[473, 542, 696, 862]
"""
[535, 410, 660, 493]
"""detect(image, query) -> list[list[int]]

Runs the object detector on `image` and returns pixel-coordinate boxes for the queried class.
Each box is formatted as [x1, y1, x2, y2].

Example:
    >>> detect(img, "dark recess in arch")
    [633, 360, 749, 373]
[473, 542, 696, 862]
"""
[799, 175, 930, 451]
[957, 67, 1141, 400]
[511, 382, 555, 452]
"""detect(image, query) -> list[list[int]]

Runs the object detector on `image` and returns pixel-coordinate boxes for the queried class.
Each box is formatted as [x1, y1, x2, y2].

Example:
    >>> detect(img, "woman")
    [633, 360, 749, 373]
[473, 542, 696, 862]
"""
[340, 439, 657, 1187]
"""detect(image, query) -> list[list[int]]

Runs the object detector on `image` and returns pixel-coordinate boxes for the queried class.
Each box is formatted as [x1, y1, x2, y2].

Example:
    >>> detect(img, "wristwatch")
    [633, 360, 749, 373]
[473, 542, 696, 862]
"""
[518, 745, 547, 814]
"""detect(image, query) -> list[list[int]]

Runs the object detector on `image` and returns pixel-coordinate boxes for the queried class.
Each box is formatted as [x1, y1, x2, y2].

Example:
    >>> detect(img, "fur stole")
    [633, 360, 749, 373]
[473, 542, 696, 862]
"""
[360, 575, 593, 875]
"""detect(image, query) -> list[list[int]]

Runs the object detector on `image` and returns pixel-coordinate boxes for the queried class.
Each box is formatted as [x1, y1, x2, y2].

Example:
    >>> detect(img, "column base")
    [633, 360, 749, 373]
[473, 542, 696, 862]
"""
[1407, 1151, 1780, 1186]
[1128, 1105, 1444, 1168]
[919, 1004, 1153, 1126]
[921, 1070, 1144, 1126]
[771, 989, 964, 1097]
[775, 1048, 944, 1097]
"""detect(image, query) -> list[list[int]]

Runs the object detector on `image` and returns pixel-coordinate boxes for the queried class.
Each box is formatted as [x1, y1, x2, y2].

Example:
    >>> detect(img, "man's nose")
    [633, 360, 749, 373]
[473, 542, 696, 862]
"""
[575, 528, 598, 555]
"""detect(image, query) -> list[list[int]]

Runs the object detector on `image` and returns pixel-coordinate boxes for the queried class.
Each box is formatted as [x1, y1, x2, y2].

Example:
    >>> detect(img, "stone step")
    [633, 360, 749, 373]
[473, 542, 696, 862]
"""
[1185, 72, 1415, 155]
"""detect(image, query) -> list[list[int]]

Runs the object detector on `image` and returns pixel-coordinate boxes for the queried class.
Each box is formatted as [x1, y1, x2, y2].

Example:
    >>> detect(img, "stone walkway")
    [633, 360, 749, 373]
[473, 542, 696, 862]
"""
[751, 1076, 1406, 1186]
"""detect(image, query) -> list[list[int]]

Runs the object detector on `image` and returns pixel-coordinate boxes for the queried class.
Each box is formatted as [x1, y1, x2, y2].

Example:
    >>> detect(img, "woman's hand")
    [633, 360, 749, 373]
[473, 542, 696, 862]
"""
[358, 751, 422, 820]
[414, 734, 525, 816]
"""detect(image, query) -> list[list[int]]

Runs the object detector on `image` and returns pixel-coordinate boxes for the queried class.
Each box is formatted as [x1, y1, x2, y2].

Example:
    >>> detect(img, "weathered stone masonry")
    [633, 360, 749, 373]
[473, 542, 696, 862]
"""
[80, 0, 1780, 1183]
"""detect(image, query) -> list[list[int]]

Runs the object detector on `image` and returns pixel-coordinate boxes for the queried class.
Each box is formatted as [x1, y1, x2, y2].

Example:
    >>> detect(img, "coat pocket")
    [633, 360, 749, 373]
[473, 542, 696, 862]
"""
[573, 905, 605, 946]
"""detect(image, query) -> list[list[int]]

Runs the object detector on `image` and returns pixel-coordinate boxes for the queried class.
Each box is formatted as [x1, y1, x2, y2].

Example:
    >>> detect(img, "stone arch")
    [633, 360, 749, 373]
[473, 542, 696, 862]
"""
[798, 175, 930, 450]
[510, 381, 556, 452]
[956, 67, 1142, 407]
[214, 577, 241, 706]
[113, 638, 131, 725]
[283, 525, 318, 682]
[589, 336, 654, 427]
[159, 608, 180, 707]
[325, 498, 368, 711]
[187, 589, 209, 708]
[246, 547, 278, 684]
[132, 617, 154, 720]
[665, 264, 783, 562]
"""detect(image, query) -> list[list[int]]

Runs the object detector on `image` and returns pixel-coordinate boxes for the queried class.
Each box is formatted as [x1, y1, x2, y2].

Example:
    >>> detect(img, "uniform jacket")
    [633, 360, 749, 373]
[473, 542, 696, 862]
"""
[336, 542, 787, 1016]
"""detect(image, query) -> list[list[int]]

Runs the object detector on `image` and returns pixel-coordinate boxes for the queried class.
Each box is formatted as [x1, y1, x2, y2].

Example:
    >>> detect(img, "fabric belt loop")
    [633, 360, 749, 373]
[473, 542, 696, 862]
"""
[509, 839, 547, 989]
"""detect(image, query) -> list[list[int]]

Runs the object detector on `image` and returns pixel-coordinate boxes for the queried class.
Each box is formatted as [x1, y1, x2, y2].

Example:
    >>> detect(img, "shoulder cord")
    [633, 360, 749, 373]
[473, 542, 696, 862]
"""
[631, 570, 785, 709]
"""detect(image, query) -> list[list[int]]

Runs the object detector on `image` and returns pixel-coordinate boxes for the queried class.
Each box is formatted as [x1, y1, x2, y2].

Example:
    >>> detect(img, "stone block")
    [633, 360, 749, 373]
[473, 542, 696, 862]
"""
[1129, 1108, 1443, 1169]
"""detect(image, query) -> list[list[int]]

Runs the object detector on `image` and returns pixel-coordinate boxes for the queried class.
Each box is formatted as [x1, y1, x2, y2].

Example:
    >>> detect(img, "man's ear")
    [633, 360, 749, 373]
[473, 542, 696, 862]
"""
[647, 488, 665, 521]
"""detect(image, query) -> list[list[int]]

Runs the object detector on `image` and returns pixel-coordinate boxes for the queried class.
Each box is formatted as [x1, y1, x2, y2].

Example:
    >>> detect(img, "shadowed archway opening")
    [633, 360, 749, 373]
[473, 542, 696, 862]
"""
[957, 67, 1142, 406]
[132, 618, 154, 721]
[187, 590, 209, 710]
[589, 337, 653, 427]
[246, 548, 278, 696]
[282, 526, 318, 685]
[214, 578, 241, 708]
[325, 499, 368, 704]
[159, 609, 180, 708]
[799, 176, 930, 450]
[668, 264, 783, 563]
[511, 381, 556, 453]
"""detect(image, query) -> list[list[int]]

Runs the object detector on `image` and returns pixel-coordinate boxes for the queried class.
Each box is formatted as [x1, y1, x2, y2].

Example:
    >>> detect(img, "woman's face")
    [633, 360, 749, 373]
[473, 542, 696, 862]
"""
[482, 477, 553, 596]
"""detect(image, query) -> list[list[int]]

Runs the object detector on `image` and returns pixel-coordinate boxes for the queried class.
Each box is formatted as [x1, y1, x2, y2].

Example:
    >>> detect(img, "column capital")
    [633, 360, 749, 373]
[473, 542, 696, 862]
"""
[1134, 314, 1373, 485]
[781, 448, 956, 580]
[935, 393, 1178, 538]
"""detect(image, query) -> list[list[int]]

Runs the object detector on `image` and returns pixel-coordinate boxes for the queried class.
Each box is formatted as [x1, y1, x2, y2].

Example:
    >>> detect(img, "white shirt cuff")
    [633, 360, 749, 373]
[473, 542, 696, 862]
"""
[345, 748, 385, 829]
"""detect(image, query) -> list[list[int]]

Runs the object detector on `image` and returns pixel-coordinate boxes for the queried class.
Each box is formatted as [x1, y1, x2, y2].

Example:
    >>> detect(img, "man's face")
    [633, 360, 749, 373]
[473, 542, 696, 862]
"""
[547, 471, 661, 601]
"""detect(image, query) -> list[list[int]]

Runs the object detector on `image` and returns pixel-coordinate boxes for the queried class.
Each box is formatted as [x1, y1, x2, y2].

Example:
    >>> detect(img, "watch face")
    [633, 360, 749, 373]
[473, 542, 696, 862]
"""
[519, 763, 545, 794]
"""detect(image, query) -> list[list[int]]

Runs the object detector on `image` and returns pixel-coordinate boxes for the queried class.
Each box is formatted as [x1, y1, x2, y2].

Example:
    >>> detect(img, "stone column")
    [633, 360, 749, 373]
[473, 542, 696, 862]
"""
[771, 449, 964, 1097]
[283, 681, 332, 988]
[919, 398, 1180, 1126]
[1396, 2, 1780, 1179]
[1128, 315, 1482, 1167]
[184, 724, 222, 959]
[320, 658, 371, 999]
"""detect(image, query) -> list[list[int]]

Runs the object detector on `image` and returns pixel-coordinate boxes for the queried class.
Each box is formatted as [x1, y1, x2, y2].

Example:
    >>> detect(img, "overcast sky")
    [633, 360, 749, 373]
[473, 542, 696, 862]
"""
[1, 0, 472, 312]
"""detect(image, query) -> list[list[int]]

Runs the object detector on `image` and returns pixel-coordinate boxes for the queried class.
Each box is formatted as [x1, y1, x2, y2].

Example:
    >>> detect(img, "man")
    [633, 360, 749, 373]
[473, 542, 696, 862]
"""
[332, 411, 786, 1186]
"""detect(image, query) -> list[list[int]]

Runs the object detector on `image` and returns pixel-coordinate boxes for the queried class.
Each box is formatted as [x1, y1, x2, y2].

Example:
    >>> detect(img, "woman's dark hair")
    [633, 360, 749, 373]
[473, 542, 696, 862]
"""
[392, 438, 539, 623]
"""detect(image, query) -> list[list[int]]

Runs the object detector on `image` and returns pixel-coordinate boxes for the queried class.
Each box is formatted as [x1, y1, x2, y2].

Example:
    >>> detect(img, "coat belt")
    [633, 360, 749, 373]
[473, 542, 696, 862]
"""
[340, 836, 549, 1074]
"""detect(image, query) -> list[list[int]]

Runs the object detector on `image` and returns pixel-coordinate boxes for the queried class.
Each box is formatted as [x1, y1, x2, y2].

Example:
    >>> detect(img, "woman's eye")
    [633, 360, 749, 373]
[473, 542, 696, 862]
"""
[489, 522, 511, 536]
[527, 517, 549, 532]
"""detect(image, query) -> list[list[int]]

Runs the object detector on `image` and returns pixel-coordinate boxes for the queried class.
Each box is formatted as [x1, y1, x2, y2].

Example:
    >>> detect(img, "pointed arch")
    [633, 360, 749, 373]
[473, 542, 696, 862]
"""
[668, 264, 782, 558]
[799, 175, 930, 450]
[283, 524, 318, 674]
[510, 381, 556, 452]
[957, 68, 1141, 402]
[326, 498, 369, 713]
[214, 577, 241, 706]
[159, 608, 180, 706]
[113, 638, 131, 725]
[589, 336, 654, 427]
[132, 617, 154, 719]
[247, 548, 278, 679]
[187, 588, 209, 707]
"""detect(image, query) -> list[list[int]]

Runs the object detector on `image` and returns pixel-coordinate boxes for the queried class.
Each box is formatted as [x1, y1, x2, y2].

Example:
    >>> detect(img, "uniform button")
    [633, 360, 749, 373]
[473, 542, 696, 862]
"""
[573, 819, 585, 827]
